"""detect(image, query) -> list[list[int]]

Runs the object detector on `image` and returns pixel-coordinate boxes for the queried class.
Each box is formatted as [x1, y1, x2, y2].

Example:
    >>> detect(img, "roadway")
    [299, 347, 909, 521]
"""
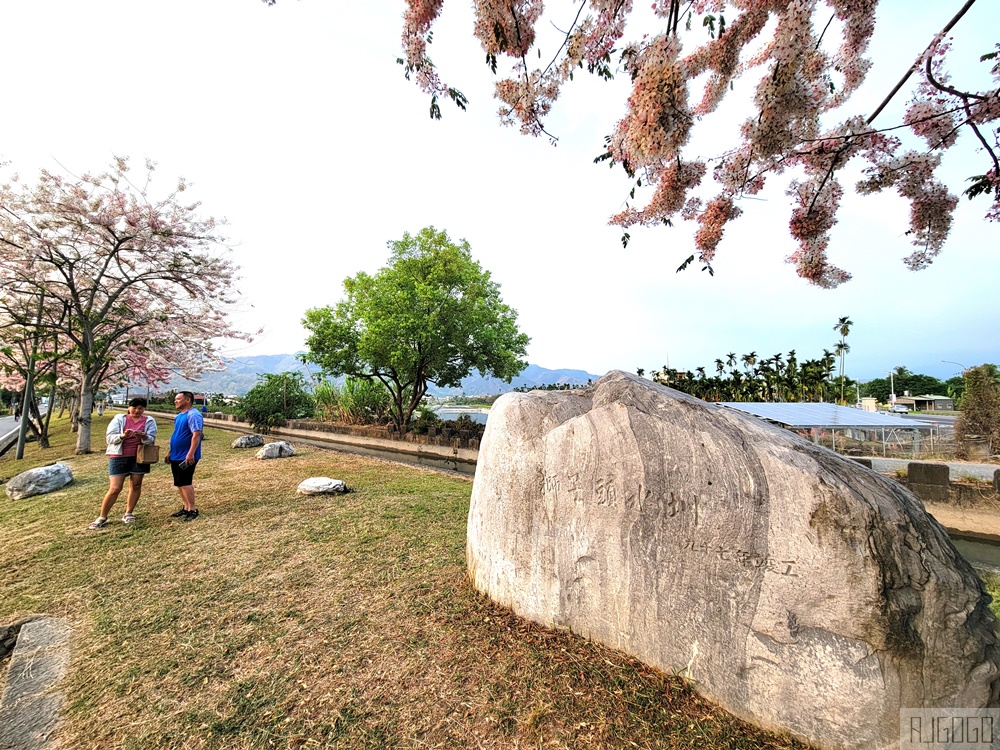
[0, 414, 19, 438]
[898, 412, 957, 428]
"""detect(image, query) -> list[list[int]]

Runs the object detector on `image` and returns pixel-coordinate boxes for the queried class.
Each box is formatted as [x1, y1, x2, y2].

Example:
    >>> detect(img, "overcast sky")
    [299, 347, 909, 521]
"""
[2, 0, 997, 384]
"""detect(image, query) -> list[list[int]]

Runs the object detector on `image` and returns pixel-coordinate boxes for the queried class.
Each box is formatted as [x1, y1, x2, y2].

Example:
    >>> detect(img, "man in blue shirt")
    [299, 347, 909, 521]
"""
[167, 391, 204, 521]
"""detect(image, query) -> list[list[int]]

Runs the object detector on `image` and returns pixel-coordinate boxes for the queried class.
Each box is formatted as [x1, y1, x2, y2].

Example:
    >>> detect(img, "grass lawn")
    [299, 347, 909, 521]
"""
[4, 415, 805, 749]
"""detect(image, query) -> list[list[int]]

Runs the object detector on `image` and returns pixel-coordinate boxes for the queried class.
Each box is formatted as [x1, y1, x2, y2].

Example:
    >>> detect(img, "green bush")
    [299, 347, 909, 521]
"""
[312, 380, 340, 422]
[410, 405, 442, 434]
[336, 377, 394, 426]
[236, 372, 314, 434]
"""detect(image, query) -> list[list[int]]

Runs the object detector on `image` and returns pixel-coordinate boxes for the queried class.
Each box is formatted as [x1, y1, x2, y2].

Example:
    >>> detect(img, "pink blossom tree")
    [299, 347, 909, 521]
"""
[0, 297, 73, 448]
[268, 0, 999, 287]
[0, 158, 247, 454]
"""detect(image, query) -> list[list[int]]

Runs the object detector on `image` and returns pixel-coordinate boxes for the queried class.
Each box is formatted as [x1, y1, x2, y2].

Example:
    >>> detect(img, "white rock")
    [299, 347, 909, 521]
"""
[296, 477, 348, 495]
[232, 434, 265, 449]
[255, 441, 295, 460]
[5, 463, 74, 500]
[468, 370, 999, 749]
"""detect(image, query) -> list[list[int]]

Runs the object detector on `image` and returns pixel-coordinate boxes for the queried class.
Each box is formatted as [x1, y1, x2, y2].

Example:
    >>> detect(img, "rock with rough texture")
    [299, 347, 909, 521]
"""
[256, 441, 295, 460]
[0, 616, 73, 748]
[232, 434, 265, 449]
[296, 477, 348, 495]
[5, 463, 74, 500]
[468, 371, 999, 750]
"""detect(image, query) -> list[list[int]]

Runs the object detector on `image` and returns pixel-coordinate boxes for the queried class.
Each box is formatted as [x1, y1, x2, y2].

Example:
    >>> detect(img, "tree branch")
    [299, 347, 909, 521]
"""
[867, 0, 979, 125]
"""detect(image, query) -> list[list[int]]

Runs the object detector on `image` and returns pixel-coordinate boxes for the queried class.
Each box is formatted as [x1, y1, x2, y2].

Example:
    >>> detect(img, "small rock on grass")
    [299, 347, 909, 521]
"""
[256, 441, 295, 460]
[232, 434, 265, 449]
[297, 477, 349, 495]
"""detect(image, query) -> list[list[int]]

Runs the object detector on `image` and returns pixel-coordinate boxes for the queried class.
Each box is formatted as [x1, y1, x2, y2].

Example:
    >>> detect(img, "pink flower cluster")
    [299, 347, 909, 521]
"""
[583, 0, 633, 67]
[609, 33, 690, 169]
[401, 0, 448, 97]
[611, 160, 707, 227]
[694, 195, 743, 263]
[472, 0, 542, 58]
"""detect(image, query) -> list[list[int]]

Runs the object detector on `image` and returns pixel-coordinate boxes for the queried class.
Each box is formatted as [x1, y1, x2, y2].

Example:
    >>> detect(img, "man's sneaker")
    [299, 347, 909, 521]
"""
[122, 513, 136, 524]
[182, 509, 200, 522]
[170, 508, 189, 518]
[88, 517, 108, 530]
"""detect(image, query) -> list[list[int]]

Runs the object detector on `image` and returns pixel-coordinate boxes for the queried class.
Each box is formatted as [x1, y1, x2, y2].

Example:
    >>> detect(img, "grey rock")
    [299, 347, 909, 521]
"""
[4, 464, 73, 501]
[255, 441, 295, 460]
[468, 371, 999, 750]
[231, 434, 265, 449]
[296, 477, 348, 495]
[0, 617, 73, 748]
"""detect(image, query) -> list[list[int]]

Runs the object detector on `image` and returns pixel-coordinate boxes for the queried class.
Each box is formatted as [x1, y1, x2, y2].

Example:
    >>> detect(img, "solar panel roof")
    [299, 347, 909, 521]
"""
[716, 402, 934, 429]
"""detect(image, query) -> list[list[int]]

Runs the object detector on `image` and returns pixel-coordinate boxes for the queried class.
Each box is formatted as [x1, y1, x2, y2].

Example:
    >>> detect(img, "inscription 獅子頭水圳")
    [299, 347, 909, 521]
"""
[540, 473, 699, 525]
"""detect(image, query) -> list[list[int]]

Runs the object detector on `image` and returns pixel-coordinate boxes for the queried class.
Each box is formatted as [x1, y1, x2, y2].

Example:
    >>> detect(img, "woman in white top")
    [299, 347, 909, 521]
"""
[88, 397, 158, 529]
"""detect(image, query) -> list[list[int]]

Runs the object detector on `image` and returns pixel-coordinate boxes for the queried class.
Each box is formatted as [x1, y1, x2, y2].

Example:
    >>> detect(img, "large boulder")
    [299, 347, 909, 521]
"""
[5, 463, 74, 500]
[468, 371, 999, 750]
[256, 441, 295, 460]
[232, 434, 265, 449]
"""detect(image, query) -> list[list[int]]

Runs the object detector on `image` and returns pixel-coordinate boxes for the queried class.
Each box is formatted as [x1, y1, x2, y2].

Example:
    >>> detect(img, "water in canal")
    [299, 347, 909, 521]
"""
[951, 535, 1000, 575]
[433, 408, 489, 425]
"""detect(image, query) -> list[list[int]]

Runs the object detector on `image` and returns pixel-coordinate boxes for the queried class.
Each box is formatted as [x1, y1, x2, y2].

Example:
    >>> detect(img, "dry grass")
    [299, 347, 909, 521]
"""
[1, 415, 804, 750]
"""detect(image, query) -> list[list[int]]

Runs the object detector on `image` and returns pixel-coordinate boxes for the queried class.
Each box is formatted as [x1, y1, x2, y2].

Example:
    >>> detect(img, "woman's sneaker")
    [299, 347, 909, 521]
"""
[182, 509, 200, 521]
[170, 508, 188, 518]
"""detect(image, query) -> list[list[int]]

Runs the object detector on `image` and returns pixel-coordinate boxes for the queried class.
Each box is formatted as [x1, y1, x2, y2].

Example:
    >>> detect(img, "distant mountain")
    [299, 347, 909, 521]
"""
[160, 355, 601, 397]
[428, 364, 602, 396]
[163, 354, 312, 397]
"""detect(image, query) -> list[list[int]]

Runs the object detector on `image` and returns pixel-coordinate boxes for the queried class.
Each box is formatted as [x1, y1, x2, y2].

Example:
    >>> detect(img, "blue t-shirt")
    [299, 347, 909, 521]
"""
[169, 409, 204, 461]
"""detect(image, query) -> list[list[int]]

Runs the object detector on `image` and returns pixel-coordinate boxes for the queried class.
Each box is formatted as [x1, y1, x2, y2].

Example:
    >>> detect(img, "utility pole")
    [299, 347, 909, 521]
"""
[889, 371, 896, 405]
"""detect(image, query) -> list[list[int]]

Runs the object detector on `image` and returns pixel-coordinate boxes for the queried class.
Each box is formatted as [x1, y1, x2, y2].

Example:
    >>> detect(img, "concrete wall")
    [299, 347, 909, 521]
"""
[905, 462, 1000, 506]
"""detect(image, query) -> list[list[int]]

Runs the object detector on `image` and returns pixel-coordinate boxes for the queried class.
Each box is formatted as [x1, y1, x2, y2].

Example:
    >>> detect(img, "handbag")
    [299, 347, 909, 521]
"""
[137, 443, 159, 464]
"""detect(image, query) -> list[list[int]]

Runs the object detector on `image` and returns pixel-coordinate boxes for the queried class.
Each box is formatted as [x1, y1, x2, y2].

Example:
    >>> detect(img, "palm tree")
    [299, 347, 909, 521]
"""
[833, 316, 853, 404]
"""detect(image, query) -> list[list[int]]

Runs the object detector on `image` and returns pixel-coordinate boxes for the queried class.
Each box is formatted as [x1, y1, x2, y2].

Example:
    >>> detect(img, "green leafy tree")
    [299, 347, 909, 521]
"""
[302, 227, 529, 434]
[236, 372, 314, 434]
[862, 368, 947, 404]
[945, 376, 966, 408]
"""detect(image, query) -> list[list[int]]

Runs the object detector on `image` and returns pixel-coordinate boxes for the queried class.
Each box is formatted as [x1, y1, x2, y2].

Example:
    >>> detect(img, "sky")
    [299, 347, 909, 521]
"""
[2, 0, 997, 386]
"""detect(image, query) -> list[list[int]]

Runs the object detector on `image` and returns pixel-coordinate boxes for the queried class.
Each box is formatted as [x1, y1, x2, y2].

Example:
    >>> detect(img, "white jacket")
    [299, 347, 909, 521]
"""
[105, 413, 158, 457]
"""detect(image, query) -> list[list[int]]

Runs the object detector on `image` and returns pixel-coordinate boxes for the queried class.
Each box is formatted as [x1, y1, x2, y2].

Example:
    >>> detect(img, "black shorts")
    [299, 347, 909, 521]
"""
[170, 460, 198, 487]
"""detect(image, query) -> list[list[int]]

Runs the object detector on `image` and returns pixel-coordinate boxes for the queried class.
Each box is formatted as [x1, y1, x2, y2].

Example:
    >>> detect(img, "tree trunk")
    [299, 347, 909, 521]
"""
[69, 395, 79, 431]
[42, 382, 56, 443]
[400, 382, 428, 436]
[27, 397, 48, 449]
[75, 376, 96, 453]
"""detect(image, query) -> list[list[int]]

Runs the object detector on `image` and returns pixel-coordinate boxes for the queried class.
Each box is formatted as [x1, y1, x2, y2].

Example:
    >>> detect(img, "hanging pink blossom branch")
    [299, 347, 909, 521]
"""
[385, 0, 997, 286]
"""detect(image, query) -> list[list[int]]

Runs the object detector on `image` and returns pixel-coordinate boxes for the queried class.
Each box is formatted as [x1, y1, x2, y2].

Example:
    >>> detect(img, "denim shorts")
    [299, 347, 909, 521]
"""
[108, 456, 151, 476]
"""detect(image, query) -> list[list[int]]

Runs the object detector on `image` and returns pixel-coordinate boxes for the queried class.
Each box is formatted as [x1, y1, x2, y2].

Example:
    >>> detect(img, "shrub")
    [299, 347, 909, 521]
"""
[236, 372, 314, 434]
[955, 364, 1000, 454]
[312, 380, 340, 422]
[410, 405, 442, 434]
[335, 377, 394, 426]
